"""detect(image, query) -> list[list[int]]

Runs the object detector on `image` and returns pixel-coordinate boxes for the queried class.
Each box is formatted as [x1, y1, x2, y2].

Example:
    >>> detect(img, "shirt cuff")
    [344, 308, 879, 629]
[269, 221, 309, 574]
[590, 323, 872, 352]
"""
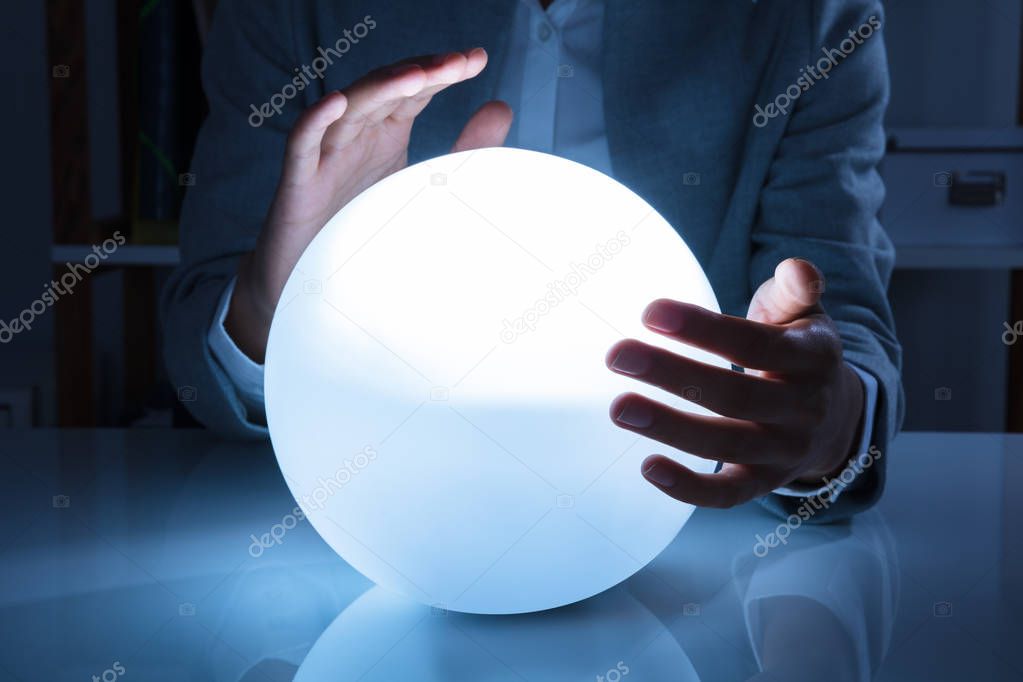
[770, 363, 878, 503]
[207, 277, 267, 424]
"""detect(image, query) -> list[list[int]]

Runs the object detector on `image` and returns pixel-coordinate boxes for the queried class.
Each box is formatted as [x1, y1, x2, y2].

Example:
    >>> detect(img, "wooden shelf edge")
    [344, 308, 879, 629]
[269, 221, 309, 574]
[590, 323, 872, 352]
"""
[895, 245, 1023, 269]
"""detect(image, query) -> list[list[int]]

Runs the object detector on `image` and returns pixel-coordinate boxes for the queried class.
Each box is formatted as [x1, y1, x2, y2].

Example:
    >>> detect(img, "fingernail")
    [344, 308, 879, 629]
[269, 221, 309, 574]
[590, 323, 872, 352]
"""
[610, 347, 650, 375]
[614, 402, 654, 428]
[643, 462, 676, 487]
[643, 305, 682, 334]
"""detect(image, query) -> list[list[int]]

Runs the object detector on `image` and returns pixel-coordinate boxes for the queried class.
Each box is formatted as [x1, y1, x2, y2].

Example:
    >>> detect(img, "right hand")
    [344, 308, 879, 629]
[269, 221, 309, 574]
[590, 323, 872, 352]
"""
[226, 48, 513, 362]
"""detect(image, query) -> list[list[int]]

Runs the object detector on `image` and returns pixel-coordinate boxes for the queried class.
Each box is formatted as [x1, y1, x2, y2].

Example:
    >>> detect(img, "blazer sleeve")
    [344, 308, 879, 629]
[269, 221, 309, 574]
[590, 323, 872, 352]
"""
[752, 0, 904, 522]
[160, 0, 304, 439]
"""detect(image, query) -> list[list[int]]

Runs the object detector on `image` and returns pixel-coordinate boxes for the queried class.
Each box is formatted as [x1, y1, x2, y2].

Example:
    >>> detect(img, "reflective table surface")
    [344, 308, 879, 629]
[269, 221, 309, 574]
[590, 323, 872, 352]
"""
[0, 430, 1020, 681]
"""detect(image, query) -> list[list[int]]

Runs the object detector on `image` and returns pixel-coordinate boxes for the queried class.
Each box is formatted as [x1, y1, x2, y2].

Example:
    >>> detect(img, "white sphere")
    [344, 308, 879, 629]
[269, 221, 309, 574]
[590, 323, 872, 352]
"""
[265, 147, 725, 614]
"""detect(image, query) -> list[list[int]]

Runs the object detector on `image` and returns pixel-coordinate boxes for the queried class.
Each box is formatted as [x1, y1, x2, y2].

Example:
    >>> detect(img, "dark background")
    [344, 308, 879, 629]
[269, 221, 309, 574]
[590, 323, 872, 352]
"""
[1, 0, 1020, 431]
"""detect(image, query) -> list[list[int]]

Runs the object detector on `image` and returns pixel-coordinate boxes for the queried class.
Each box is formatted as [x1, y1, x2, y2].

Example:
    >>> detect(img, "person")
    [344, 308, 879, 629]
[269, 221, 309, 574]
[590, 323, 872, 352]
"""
[162, 0, 903, 521]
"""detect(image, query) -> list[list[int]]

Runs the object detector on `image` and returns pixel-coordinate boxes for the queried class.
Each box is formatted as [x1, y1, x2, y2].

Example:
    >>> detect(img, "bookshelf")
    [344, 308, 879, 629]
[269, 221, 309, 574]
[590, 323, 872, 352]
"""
[46, 0, 207, 426]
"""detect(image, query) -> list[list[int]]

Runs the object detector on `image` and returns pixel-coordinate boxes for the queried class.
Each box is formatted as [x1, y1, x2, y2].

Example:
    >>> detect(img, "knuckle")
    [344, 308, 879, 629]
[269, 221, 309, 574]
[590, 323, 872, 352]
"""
[808, 325, 843, 363]
[818, 337, 843, 367]
[779, 324, 808, 351]
[787, 322, 842, 368]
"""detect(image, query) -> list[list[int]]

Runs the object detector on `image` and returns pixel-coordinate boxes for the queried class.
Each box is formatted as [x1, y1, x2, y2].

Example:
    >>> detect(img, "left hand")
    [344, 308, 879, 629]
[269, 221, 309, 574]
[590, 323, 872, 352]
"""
[606, 258, 865, 508]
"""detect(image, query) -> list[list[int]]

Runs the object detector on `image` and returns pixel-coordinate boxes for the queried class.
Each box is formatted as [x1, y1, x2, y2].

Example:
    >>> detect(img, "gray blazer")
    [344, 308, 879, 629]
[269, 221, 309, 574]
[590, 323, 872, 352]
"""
[162, 0, 903, 521]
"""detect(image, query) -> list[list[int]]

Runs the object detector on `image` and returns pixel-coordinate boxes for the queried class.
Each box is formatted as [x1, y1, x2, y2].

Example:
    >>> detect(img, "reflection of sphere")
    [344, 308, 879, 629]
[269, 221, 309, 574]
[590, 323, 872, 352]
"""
[294, 586, 698, 682]
[266, 148, 726, 614]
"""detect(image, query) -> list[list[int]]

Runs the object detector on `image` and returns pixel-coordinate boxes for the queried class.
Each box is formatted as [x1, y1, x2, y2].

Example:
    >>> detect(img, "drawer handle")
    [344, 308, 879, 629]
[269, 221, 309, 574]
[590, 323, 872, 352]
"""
[947, 171, 1006, 207]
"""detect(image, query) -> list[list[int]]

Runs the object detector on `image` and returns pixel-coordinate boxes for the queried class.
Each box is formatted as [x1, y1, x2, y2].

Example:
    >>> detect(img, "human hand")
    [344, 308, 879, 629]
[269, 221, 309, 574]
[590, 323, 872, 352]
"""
[606, 258, 865, 507]
[226, 49, 513, 361]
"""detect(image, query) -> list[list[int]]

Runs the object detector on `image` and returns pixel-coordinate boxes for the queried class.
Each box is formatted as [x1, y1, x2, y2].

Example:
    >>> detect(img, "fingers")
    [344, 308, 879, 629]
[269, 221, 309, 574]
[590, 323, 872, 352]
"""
[282, 90, 349, 185]
[605, 339, 804, 423]
[609, 393, 780, 465]
[320, 62, 428, 150]
[641, 299, 816, 374]
[641, 456, 763, 508]
[389, 46, 487, 76]
[615, 259, 839, 510]
[747, 258, 825, 325]
[450, 100, 513, 152]
[322, 49, 488, 151]
[388, 49, 487, 121]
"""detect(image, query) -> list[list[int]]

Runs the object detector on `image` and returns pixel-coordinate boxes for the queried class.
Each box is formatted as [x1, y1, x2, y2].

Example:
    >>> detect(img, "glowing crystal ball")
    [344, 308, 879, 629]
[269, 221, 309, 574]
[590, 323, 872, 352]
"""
[265, 147, 725, 614]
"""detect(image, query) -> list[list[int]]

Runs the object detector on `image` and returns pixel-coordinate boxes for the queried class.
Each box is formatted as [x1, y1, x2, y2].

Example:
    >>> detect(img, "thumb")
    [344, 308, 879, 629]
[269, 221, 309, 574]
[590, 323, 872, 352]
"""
[747, 258, 825, 325]
[450, 100, 513, 153]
